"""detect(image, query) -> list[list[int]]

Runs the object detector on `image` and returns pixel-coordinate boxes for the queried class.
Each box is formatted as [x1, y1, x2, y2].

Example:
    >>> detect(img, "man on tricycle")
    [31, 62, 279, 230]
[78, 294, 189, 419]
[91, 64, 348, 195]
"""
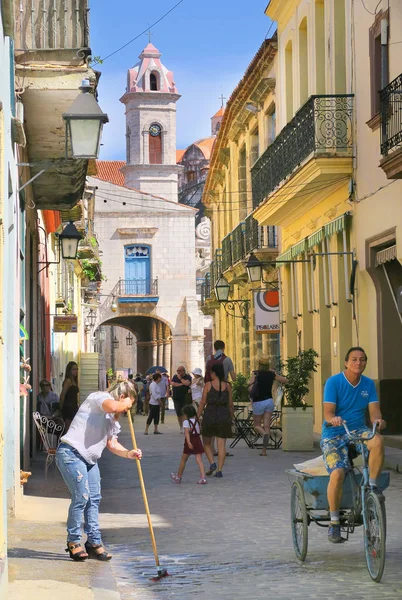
[321, 346, 386, 543]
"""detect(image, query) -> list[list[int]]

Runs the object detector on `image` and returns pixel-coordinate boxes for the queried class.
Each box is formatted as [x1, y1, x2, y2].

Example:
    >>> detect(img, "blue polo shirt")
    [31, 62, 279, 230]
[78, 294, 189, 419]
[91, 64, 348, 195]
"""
[322, 372, 378, 440]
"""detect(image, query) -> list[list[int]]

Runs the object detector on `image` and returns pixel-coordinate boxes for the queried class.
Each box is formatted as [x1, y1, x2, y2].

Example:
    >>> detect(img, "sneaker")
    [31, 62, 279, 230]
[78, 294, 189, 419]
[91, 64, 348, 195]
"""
[214, 471, 223, 478]
[206, 462, 217, 476]
[170, 473, 181, 483]
[328, 523, 342, 543]
[180, 428, 183, 434]
[197, 478, 207, 485]
[154, 431, 163, 434]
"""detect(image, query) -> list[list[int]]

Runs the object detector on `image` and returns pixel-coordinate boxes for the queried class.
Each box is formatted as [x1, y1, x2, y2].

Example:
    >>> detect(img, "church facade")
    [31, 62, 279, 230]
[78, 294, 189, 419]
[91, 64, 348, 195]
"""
[89, 43, 205, 375]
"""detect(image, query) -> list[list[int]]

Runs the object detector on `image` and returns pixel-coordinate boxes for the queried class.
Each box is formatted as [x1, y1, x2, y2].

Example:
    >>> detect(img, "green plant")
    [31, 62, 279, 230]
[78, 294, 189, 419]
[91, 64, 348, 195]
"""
[232, 373, 250, 404]
[89, 236, 97, 248]
[107, 368, 114, 379]
[81, 259, 100, 281]
[280, 349, 319, 410]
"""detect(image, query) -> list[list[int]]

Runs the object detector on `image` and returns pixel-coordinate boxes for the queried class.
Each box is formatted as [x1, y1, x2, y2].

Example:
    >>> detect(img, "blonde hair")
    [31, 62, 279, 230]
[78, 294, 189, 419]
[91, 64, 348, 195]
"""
[108, 380, 137, 401]
[258, 356, 270, 371]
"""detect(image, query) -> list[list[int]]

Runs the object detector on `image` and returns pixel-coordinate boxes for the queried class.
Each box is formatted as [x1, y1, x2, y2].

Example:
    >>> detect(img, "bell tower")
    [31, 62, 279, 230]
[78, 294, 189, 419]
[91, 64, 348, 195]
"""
[120, 43, 182, 200]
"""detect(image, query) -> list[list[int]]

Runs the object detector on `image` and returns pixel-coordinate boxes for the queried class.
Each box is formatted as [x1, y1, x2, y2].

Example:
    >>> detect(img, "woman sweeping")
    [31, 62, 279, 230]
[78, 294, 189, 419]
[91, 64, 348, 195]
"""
[197, 363, 233, 478]
[56, 380, 142, 562]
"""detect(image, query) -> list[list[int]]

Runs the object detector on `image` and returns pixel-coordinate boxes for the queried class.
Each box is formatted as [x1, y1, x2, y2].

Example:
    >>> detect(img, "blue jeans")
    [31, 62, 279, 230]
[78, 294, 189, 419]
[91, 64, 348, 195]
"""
[56, 443, 102, 545]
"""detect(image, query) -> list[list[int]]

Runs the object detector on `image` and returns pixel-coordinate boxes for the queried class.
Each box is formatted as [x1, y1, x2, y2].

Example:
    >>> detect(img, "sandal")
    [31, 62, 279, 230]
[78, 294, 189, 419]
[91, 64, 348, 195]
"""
[66, 542, 88, 562]
[197, 478, 207, 485]
[85, 541, 112, 561]
[170, 472, 181, 483]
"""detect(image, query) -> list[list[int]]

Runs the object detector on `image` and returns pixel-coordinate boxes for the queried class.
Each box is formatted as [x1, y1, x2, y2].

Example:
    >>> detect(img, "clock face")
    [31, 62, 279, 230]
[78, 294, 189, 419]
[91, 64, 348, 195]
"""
[149, 124, 161, 137]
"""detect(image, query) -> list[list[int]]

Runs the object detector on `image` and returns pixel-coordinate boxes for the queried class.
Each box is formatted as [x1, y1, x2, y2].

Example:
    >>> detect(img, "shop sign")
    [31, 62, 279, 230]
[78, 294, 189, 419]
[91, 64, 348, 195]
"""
[254, 290, 280, 334]
[54, 315, 78, 333]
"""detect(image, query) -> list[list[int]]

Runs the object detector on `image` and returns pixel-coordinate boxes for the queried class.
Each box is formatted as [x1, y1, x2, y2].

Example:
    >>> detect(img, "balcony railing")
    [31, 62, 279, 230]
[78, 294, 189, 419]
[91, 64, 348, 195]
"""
[117, 279, 158, 297]
[251, 94, 354, 209]
[380, 73, 402, 157]
[15, 0, 89, 51]
[232, 222, 246, 264]
[244, 214, 278, 255]
[210, 250, 222, 289]
[222, 234, 232, 272]
[201, 273, 211, 305]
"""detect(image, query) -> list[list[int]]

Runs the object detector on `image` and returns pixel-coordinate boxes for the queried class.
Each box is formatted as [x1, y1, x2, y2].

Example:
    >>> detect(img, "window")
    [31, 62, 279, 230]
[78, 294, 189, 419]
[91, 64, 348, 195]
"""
[285, 40, 294, 122]
[149, 123, 162, 164]
[369, 10, 389, 119]
[187, 171, 196, 183]
[299, 18, 308, 106]
[265, 106, 276, 147]
[250, 127, 259, 167]
[150, 72, 159, 91]
[238, 147, 247, 221]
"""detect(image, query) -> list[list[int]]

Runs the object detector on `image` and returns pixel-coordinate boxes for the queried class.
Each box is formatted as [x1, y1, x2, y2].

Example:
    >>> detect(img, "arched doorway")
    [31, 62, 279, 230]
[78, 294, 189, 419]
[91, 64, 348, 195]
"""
[95, 315, 172, 377]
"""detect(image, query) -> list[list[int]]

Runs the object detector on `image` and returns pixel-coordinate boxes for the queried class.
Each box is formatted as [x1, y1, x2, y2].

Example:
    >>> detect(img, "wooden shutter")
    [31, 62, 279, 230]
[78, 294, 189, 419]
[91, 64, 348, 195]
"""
[149, 134, 162, 164]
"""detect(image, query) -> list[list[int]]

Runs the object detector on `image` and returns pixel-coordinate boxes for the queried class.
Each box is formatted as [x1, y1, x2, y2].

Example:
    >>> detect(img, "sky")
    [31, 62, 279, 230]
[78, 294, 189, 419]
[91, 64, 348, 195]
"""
[90, 0, 273, 160]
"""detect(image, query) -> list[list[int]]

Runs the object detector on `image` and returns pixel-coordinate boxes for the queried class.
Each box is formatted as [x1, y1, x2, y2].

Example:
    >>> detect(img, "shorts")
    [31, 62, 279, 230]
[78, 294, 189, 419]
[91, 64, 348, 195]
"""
[252, 398, 275, 416]
[320, 427, 371, 474]
[174, 399, 186, 417]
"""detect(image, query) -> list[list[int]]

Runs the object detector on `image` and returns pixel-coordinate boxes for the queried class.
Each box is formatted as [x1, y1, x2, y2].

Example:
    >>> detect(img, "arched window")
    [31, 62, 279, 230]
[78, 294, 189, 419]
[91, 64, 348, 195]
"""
[149, 123, 162, 164]
[150, 72, 158, 91]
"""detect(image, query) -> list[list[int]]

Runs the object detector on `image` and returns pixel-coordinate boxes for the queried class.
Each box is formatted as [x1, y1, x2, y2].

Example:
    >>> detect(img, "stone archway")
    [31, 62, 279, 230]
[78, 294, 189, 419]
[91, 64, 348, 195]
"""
[96, 315, 172, 375]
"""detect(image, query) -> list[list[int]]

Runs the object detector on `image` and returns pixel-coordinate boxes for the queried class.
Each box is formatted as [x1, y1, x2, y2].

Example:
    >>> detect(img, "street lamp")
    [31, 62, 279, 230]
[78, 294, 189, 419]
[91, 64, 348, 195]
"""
[59, 221, 82, 259]
[112, 336, 119, 349]
[111, 296, 118, 313]
[87, 309, 96, 328]
[63, 79, 109, 159]
[215, 275, 231, 302]
[126, 332, 134, 346]
[246, 252, 263, 283]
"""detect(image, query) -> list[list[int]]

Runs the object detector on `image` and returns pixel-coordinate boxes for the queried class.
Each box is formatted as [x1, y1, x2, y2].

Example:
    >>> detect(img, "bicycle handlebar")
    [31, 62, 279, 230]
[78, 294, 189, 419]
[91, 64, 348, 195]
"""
[325, 420, 378, 441]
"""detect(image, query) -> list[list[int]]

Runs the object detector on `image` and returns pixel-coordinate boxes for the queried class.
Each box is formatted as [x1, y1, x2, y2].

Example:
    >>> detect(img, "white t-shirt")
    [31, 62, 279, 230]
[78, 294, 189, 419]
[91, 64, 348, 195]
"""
[158, 377, 168, 397]
[183, 417, 200, 434]
[60, 391, 120, 465]
[149, 381, 162, 406]
[190, 379, 204, 402]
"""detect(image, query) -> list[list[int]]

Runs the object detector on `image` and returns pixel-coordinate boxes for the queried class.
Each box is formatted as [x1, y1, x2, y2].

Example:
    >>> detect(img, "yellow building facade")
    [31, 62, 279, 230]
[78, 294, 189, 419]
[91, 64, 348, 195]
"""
[253, 0, 355, 432]
[202, 39, 279, 376]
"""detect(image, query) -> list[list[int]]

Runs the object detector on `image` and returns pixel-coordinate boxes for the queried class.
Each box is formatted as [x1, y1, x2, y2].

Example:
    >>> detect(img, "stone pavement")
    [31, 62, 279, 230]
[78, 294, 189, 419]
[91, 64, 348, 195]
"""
[8, 412, 402, 600]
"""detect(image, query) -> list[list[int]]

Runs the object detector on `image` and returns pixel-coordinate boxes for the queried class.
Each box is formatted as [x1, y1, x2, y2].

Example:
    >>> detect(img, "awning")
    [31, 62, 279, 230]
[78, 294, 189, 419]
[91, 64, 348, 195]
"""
[307, 227, 324, 250]
[324, 213, 351, 238]
[376, 245, 397, 266]
[291, 239, 307, 258]
[276, 248, 292, 266]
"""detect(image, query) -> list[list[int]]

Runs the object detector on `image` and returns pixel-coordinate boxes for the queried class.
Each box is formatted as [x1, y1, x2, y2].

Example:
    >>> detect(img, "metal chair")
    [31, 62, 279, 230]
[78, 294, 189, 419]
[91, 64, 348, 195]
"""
[33, 412, 65, 479]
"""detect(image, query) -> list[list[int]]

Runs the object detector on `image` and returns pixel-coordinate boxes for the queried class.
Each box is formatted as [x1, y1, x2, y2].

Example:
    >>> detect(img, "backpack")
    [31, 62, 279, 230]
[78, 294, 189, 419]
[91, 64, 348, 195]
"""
[204, 353, 226, 382]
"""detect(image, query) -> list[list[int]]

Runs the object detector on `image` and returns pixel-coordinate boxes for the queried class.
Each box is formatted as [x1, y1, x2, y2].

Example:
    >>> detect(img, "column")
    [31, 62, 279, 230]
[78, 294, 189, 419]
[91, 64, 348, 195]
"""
[156, 321, 163, 365]
[151, 321, 157, 365]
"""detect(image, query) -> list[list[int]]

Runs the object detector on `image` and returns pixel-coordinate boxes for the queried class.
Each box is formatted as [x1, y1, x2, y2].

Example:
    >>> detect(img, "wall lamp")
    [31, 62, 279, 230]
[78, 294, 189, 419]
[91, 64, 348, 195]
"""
[244, 102, 260, 114]
[112, 336, 119, 349]
[215, 275, 250, 320]
[111, 296, 118, 313]
[38, 221, 82, 273]
[126, 331, 134, 346]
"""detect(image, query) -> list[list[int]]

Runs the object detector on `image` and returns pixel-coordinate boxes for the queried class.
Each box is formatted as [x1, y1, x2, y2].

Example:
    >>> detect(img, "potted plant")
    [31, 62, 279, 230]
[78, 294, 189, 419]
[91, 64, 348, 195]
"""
[232, 373, 250, 405]
[280, 349, 319, 451]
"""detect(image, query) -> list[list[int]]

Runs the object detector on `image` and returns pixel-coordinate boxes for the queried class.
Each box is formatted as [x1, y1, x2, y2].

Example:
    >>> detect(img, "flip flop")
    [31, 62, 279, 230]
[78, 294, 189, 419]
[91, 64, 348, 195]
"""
[226, 452, 234, 457]
[259, 452, 267, 456]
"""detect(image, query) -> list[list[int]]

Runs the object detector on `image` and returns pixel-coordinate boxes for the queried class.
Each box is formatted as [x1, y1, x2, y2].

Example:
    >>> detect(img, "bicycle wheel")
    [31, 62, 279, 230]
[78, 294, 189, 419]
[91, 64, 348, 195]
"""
[290, 480, 308, 561]
[363, 490, 386, 582]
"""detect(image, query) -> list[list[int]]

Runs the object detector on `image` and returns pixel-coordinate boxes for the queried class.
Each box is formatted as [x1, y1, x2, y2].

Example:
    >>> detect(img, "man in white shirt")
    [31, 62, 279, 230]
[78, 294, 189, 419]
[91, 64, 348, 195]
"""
[144, 373, 163, 435]
[158, 371, 169, 424]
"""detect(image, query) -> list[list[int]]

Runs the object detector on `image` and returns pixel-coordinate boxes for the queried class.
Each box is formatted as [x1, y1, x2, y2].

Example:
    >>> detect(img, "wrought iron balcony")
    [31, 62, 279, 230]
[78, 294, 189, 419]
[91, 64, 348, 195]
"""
[222, 234, 232, 272]
[232, 222, 246, 264]
[210, 250, 222, 289]
[251, 95, 354, 209]
[380, 74, 402, 157]
[117, 279, 158, 298]
[201, 273, 211, 305]
[244, 214, 278, 255]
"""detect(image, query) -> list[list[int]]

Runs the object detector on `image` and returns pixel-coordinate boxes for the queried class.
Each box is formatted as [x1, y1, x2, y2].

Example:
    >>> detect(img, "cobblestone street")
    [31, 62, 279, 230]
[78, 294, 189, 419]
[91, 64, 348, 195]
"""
[9, 413, 402, 599]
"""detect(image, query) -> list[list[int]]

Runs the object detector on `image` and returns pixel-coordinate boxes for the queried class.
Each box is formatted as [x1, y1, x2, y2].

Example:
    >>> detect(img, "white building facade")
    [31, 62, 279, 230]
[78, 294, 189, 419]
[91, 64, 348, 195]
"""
[90, 43, 204, 375]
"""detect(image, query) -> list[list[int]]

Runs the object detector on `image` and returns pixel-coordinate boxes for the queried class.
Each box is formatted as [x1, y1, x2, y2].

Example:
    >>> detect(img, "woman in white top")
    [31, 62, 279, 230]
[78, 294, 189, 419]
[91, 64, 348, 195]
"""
[144, 372, 163, 435]
[55, 380, 142, 562]
[190, 368, 204, 408]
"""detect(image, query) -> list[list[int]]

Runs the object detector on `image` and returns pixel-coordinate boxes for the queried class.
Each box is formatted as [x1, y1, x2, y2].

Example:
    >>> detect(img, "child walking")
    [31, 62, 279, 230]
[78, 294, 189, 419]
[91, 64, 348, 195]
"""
[170, 405, 207, 484]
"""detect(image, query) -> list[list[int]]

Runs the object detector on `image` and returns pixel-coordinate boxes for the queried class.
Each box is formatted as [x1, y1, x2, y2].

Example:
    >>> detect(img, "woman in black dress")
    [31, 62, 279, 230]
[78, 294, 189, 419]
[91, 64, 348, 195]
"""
[60, 361, 79, 431]
[197, 363, 233, 478]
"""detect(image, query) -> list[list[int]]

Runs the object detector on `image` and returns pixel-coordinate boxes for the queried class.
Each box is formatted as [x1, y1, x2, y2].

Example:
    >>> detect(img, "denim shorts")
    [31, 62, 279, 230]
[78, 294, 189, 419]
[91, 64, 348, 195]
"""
[320, 426, 371, 474]
[252, 398, 275, 416]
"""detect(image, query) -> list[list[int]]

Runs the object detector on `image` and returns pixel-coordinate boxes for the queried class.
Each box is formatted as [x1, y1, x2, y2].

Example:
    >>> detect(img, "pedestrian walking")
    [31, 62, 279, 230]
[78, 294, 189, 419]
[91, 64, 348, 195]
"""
[144, 373, 163, 435]
[158, 371, 169, 424]
[248, 356, 288, 456]
[197, 363, 234, 478]
[143, 374, 152, 416]
[190, 368, 204, 408]
[171, 366, 192, 432]
[170, 404, 207, 484]
[60, 361, 79, 431]
[55, 380, 142, 562]
[205, 340, 236, 383]
[134, 374, 144, 414]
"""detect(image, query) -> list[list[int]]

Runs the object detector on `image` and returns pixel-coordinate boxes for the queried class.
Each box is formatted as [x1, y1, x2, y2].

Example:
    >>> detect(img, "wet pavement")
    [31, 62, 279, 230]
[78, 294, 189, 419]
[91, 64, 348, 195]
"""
[8, 412, 402, 599]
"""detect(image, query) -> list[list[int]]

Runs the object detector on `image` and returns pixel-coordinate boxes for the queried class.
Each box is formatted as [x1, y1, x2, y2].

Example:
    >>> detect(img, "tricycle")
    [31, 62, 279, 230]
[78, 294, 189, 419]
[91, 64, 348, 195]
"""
[286, 422, 389, 582]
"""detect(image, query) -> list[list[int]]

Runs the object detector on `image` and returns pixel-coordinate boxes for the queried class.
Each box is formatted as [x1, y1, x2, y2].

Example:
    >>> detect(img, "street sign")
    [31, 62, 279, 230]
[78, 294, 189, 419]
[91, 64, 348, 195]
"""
[53, 315, 78, 333]
[254, 290, 280, 334]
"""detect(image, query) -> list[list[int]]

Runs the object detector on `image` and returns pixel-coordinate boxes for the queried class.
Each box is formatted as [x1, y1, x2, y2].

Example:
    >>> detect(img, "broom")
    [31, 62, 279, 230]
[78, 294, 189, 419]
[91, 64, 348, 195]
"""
[127, 410, 169, 581]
